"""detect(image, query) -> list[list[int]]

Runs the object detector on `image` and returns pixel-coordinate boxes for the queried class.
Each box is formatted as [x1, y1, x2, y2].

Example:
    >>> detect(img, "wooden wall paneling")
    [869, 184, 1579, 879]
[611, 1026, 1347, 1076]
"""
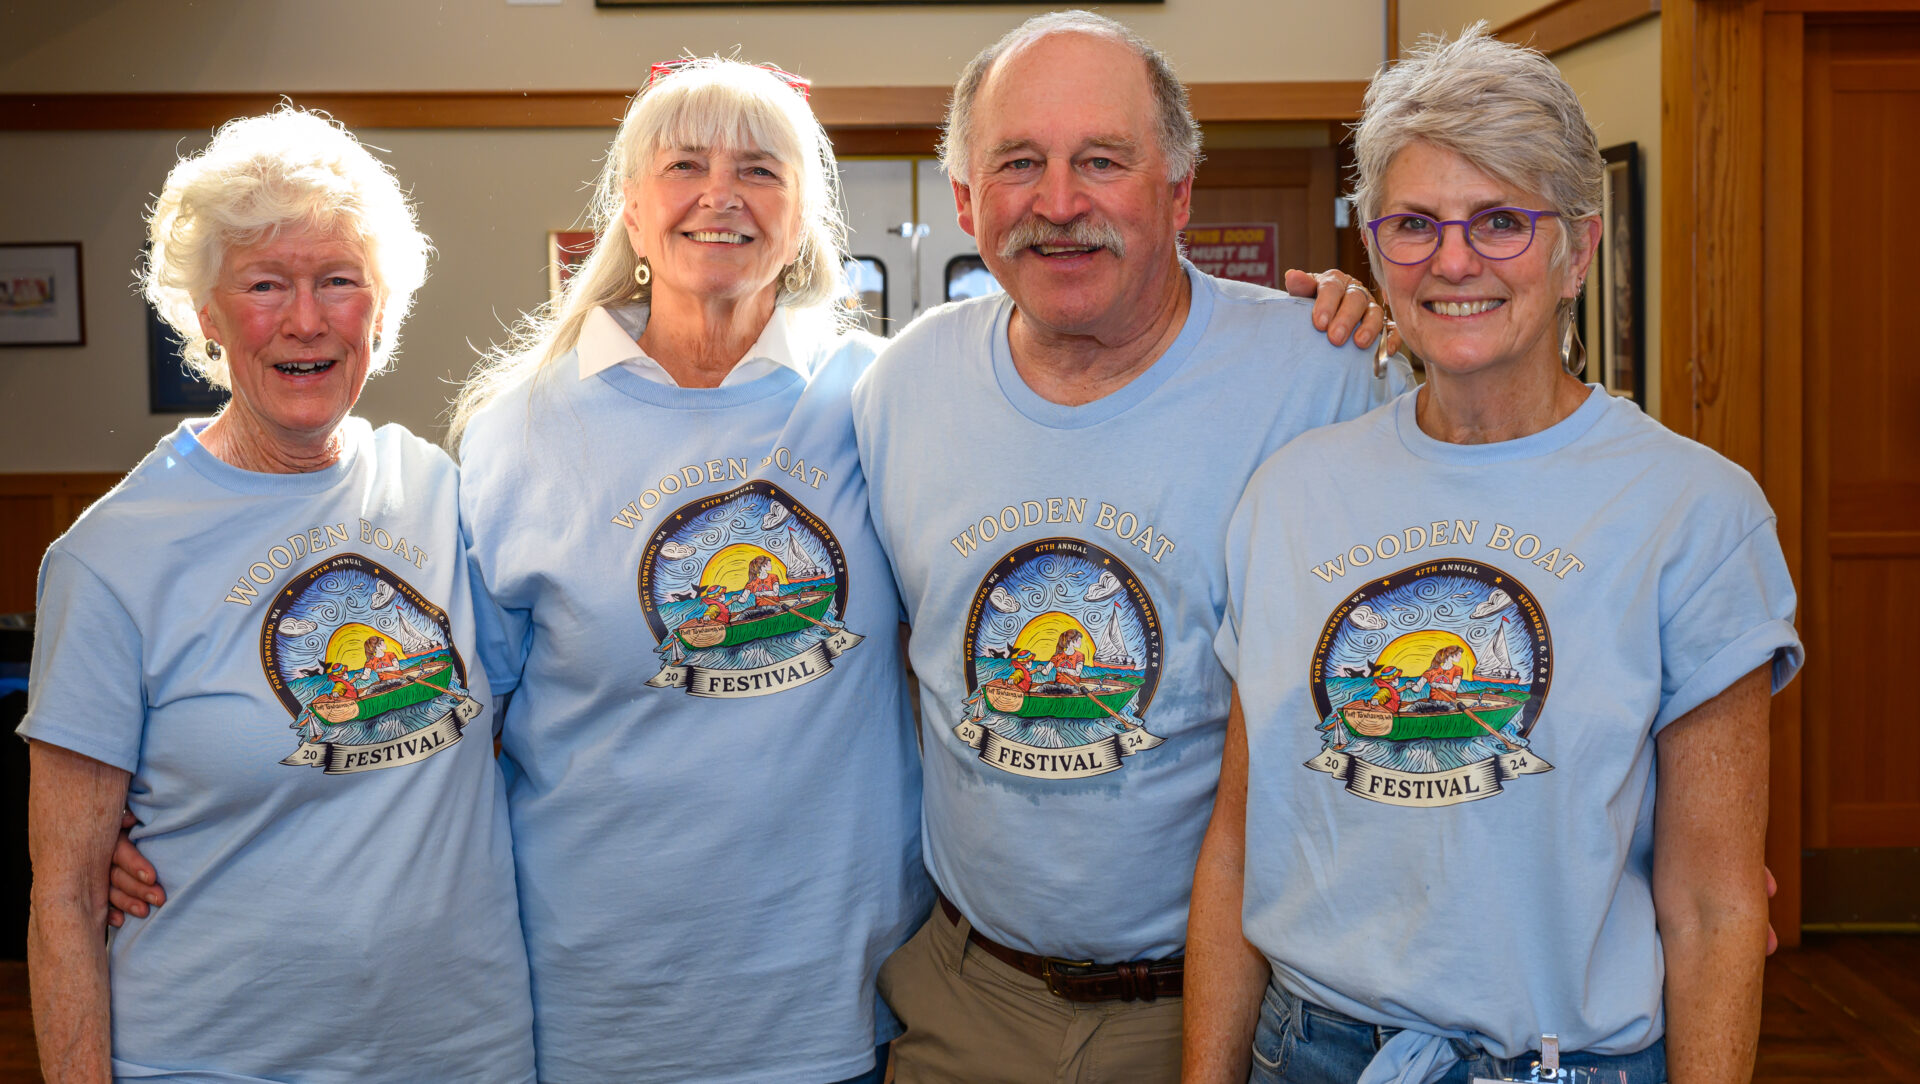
[1818, 19, 1920, 849]
[1664, 0, 1800, 941]
[1660, 0, 1697, 437]
[1695, 2, 1768, 477]
[1494, 0, 1663, 55]
[1186, 148, 1338, 288]
[0, 474, 123, 616]
[1802, 22, 1835, 851]
[1305, 146, 1338, 275]
[1761, 8, 1806, 939]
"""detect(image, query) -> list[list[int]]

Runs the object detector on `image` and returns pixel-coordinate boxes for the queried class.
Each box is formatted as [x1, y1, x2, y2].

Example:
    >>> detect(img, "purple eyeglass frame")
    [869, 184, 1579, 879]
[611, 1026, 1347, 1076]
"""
[1365, 206, 1561, 265]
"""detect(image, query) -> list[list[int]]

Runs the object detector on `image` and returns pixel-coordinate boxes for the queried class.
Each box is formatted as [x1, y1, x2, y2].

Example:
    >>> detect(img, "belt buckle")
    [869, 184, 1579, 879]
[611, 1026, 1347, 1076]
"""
[1041, 955, 1097, 998]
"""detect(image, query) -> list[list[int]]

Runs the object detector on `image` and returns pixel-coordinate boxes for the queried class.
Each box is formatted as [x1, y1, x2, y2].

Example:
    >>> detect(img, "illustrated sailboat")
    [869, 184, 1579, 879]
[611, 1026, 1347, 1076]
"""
[1093, 603, 1137, 669]
[1475, 616, 1523, 684]
[782, 525, 833, 589]
[392, 607, 445, 657]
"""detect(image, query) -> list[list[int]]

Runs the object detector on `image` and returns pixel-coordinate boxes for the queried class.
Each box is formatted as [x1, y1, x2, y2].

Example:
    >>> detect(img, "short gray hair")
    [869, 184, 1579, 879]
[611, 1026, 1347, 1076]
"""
[941, 10, 1202, 183]
[142, 106, 430, 390]
[1351, 24, 1602, 271]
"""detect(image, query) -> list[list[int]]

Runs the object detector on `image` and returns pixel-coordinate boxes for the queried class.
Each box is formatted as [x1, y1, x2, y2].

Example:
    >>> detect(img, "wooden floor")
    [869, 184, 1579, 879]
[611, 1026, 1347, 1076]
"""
[0, 935, 1911, 1080]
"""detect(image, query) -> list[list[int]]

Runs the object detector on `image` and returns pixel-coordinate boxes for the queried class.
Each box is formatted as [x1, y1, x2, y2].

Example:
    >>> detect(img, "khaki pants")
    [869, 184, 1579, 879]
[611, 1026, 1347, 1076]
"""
[877, 910, 1182, 1084]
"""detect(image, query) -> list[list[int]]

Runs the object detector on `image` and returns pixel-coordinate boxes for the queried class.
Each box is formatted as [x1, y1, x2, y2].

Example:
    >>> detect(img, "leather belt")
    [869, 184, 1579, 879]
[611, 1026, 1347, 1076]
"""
[937, 893, 1184, 1003]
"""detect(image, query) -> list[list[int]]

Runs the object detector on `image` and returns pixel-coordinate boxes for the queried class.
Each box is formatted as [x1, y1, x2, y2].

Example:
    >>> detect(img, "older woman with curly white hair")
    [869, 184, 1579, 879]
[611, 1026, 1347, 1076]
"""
[22, 107, 533, 1082]
[1185, 27, 1801, 1084]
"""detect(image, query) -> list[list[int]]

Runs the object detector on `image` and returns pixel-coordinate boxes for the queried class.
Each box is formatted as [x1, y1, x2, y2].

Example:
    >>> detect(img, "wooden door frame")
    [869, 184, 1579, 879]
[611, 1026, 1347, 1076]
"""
[1661, 0, 1920, 946]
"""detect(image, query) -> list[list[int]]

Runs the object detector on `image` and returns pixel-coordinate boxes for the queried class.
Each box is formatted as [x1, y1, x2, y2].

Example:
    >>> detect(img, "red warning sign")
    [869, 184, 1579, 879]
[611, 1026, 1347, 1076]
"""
[1180, 223, 1280, 288]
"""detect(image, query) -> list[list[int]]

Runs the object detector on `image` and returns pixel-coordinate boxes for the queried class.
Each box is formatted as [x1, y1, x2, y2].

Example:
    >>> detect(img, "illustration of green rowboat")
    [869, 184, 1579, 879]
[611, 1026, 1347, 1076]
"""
[1338, 692, 1525, 741]
[981, 676, 1141, 720]
[673, 590, 835, 650]
[310, 661, 454, 724]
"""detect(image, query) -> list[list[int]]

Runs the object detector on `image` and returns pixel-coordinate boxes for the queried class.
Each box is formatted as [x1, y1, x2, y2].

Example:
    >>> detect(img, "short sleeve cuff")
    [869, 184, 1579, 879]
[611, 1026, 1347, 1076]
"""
[1654, 617, 1803, 733]
[16, 718, 141, 775]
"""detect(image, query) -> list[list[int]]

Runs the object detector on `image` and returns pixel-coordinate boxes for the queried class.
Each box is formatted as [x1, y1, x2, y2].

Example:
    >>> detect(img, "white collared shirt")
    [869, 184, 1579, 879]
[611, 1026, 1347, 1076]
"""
[576, 303, 805, 386]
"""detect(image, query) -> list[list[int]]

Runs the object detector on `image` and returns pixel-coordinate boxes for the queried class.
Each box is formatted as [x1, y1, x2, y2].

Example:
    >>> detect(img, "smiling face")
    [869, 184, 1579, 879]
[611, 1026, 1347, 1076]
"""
[953, 31, 1192, 340]
[1373, 141, 1596, 381]
[621, 143, 802, 310]
[196, 223, 379, 448]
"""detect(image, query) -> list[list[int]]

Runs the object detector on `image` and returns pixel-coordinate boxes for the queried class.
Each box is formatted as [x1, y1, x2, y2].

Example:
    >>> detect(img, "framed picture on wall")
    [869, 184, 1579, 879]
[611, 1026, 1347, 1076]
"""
[0, 242, 86, 347]
[148, 305, 228, 414]
[1595, 143, 1643, 405]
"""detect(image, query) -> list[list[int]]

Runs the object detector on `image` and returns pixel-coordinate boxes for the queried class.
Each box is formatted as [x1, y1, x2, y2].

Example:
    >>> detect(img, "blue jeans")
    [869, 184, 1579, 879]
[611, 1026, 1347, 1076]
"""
[830, 1043, 889, 1084]
[1250, 985, 1666, 1084]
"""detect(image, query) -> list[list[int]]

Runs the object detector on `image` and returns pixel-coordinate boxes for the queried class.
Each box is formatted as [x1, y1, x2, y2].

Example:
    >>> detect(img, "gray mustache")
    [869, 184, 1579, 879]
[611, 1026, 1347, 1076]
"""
[997, 217, 1127, 261]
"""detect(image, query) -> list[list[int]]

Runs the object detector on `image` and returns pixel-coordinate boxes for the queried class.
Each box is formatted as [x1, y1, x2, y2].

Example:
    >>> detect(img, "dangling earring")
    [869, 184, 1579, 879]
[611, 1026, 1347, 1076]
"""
[206, 340, 223, 362]
[1560, 299, 1587, 377]
[782, 264, 804, 295]
[633, 259, 651, 289]
[371, 334, 383, 354]
[1372, 315, 1399, 380]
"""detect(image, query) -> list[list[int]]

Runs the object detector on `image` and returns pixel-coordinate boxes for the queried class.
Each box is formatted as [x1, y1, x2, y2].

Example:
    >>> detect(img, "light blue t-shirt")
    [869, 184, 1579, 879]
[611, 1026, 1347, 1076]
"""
[18, 418, 533, 1084]
[1218, 387, 1803, 1081]
[852, 263, 1409, 961]
[460, 315, 930, 1084]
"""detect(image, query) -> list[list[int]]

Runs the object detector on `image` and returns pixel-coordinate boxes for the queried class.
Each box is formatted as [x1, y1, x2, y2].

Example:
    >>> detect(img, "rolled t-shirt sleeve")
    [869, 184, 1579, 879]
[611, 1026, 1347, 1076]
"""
[1655, 518, 1803, 732]
[17, 548, 146, 773]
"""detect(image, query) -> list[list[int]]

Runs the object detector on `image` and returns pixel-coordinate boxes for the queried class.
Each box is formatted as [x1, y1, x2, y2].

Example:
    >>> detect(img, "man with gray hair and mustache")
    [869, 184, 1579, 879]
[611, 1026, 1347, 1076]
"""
[852, 9, 1409, 1080]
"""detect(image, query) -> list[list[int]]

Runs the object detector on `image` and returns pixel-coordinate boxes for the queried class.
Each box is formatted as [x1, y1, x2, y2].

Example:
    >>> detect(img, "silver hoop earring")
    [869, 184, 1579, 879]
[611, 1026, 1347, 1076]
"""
[633, 260, 651, 288]
[206, 341, 223, 362]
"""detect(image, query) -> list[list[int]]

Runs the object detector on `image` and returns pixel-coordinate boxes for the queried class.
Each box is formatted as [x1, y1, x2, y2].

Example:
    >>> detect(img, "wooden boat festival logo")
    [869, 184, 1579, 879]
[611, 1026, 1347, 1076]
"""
[1306, 559, 1554, 807]
[262, 554, 482, 774]
[959, 537, 1165, 779]
[638, 480, 863, 698]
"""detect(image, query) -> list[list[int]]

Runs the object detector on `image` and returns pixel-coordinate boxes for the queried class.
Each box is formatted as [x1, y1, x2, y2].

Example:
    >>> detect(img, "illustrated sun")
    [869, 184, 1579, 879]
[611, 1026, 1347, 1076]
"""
[1376, 629, 1477, 680]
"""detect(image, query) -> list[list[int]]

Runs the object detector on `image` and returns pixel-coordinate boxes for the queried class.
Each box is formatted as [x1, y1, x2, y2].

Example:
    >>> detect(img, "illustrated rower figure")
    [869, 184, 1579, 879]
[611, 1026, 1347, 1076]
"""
[743, 555, 783, 603]
[1366, 660, 1408, 712]
[1419, 645, 1465, 704]
[361, 634, 403, 679]
[1006, 649, 1039, 693]
[699, 584, 733, 626]
[1047, 630, 1085, 687]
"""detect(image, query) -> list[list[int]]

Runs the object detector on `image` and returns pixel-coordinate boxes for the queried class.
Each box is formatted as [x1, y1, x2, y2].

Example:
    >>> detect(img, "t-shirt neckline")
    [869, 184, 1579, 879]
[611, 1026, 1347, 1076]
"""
[1394, 382, 1615, 464]
[595, 360, 803, 410]
[169, 416, 371, 496]
[990, 261, 1215, 430]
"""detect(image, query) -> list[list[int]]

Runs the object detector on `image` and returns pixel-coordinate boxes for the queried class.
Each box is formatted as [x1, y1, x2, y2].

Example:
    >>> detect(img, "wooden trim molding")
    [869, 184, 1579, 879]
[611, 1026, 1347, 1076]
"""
[0, 81, 1369, 133]
[1765, 0, 1920, 10]
[1495, 0, 1662, 56]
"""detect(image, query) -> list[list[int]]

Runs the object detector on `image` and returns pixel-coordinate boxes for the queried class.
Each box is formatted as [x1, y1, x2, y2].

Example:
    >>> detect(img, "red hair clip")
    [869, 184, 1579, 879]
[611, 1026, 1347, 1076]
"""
[646, 60, 812, 101]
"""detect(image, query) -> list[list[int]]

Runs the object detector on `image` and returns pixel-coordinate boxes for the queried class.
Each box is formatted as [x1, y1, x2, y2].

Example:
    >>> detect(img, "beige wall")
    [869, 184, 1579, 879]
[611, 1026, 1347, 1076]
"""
[1550, 16, 1662, 419]
[0, 129, 609, 470]
[4, 0, 1385, 92]
[1398, 0, 1537, 51]
[0, 1, 1397, 472]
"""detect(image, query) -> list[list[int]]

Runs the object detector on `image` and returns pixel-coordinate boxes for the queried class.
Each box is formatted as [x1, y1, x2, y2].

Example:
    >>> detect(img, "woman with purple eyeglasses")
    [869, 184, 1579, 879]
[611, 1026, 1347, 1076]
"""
[1183, 26, 1801, 1084]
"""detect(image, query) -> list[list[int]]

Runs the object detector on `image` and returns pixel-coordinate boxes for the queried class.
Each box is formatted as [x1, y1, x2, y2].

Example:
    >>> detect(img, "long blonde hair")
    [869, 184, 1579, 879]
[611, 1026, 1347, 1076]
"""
[448, 58, 850, 448]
